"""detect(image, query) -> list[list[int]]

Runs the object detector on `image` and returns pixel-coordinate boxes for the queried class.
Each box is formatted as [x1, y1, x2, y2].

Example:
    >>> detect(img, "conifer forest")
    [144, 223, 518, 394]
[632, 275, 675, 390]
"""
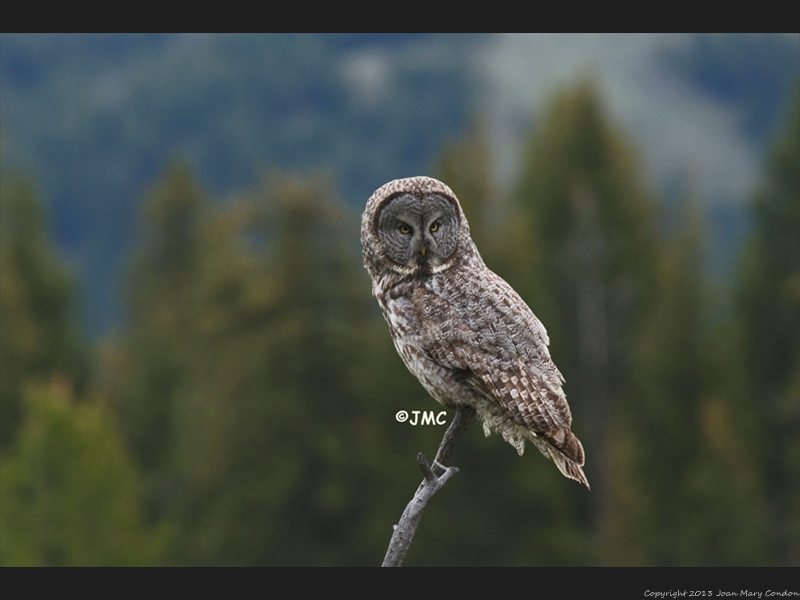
[1, 34, 798, 567]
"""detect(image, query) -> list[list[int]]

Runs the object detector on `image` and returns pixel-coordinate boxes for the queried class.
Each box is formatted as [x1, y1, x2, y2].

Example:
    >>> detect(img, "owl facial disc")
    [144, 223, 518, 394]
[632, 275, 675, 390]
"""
[374, 192, 460, 274]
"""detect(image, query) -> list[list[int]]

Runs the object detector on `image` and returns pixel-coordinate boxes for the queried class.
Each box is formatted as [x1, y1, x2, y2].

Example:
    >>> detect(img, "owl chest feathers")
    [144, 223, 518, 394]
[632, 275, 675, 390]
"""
[375, 275, 469, 407]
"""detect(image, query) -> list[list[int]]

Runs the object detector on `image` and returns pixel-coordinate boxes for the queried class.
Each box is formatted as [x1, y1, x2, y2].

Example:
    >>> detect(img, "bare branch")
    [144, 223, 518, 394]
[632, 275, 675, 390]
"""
[381, 405, 475, 567]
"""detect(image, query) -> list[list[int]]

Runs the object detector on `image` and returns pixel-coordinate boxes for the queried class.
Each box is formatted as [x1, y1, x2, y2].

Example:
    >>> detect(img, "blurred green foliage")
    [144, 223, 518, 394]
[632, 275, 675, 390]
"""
[0, 385, 167, 565]
[0, 176, 87, 450]
[735, 88, 800, 565]
[0, 81, 797, 566]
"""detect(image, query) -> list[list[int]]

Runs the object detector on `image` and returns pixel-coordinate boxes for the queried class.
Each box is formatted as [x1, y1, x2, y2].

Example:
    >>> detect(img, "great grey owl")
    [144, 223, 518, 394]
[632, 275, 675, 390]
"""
[361, 176, 589, 488]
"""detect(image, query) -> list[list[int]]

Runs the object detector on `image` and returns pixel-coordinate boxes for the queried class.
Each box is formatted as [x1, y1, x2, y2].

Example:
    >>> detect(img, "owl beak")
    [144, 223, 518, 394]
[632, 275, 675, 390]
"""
[419, 245, 427, 257]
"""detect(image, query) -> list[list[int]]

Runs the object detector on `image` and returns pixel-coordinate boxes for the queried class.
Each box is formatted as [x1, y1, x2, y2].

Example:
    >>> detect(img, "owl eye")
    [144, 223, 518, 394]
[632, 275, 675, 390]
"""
[399, 224, 411, 234]
[430, 221, 440, 233]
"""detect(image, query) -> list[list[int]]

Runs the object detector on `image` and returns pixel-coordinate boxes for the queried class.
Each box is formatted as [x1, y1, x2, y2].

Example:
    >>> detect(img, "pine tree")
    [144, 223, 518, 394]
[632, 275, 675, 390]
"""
[0, 384, 166, 565]
[165, 174, 367, 565]
[621, 197, 769, 565]
[736, 87, 800, 565]
[0, 174, 86, 450]
[510, 83, 659, 552]
[104, 161, 205, 472]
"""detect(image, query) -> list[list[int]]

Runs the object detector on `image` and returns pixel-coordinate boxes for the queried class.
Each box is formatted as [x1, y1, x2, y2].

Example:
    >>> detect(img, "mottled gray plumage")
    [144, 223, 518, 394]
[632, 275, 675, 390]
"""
[362, 176, 589, 488]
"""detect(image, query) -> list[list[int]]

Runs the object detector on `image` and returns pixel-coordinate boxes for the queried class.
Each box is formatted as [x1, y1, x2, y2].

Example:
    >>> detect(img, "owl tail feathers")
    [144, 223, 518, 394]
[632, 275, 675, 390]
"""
[531, 430, 590, 490]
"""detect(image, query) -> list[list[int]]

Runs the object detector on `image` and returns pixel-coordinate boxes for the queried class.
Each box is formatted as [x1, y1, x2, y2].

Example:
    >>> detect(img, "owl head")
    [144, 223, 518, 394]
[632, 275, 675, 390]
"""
[361, 176, 482, 279]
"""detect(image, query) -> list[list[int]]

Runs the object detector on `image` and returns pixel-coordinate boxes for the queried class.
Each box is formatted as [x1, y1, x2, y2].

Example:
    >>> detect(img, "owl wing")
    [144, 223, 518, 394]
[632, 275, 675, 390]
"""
[423, 270, 571, 432]
[422, 271, 587, 483]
